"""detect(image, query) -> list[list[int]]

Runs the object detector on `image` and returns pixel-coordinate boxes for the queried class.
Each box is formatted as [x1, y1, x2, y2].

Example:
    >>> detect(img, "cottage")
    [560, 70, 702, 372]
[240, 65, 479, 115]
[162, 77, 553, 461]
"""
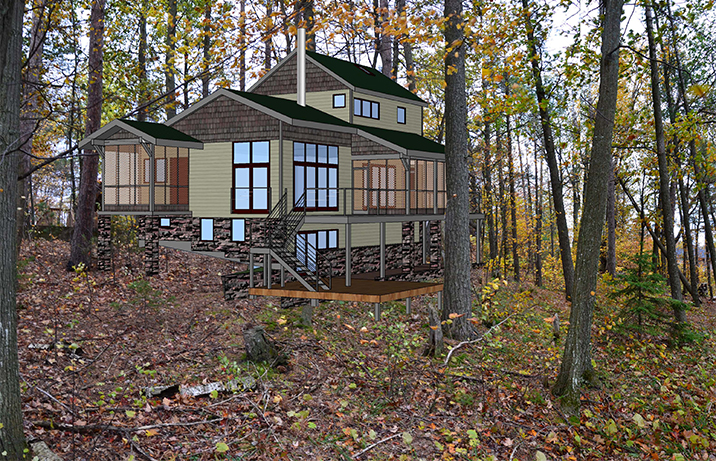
[80, 31, 483, 315]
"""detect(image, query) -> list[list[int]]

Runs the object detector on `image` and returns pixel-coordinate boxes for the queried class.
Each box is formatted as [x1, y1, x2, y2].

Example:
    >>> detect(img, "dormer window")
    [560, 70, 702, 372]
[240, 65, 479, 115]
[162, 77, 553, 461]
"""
[333, 94, 346, 108]
[354, 97, 379, 120]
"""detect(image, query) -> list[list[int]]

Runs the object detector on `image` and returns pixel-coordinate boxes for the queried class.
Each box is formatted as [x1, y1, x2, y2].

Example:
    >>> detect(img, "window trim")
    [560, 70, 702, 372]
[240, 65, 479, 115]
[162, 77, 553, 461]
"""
[397, 106, 406, 124]
[232, 141, 270, 214]
[332, 93, 346, 108]
[353, 97, 380, 120]
[231, 218, 246, 242]
[200, 218, 214, 241]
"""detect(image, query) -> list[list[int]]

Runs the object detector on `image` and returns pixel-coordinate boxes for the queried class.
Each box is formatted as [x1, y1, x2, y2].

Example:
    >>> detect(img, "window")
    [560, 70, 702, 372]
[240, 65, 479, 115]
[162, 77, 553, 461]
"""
[160, 218, 171, 227]
[353, 97, 380, 120]
[201, 219, 214, 241]
[333, 94, 346, 108]
[293, 142, 338, 211]
[144, 158, 167, 183]
[296, 230, 338, 270]
[233, 141, 270, 213]
[232, 219, 245, 241]
[397, 106, 406, 124]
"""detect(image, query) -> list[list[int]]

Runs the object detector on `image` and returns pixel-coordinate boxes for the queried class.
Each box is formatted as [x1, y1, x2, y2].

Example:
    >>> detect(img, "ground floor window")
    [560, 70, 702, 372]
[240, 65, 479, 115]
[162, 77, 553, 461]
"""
[232, 219, 245, 242]
[201, 218, 214, 241]
[295, 229, 338, 270]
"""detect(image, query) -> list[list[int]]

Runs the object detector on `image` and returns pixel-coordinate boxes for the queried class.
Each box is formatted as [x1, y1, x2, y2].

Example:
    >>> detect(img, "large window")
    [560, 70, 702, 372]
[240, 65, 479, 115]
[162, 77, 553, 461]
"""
[293, 142, 338, 211]
[296, 230, 338, 270]
[233, 141, 269, 213]
[354, 97, 380, 119]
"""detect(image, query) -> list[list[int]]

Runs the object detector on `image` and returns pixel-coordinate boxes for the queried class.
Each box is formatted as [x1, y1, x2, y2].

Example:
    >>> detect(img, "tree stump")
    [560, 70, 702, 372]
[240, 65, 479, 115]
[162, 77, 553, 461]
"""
[300, 305, 313, 328]
[243, 325, 278, 364]
[423, 307, 444, 357]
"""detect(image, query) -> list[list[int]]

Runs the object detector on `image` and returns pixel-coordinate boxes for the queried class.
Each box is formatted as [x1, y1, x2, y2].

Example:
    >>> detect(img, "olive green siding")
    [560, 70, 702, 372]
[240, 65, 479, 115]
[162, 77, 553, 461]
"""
[351, 93, 422, 135]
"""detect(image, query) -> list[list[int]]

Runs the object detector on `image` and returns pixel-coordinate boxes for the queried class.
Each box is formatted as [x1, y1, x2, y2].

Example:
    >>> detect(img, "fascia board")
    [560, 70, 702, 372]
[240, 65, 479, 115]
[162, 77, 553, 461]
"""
[406, 151, 445, 161]
[349, 153, 403, 160]
[155, 139, 204, 149]
[79, 120, 158, 149]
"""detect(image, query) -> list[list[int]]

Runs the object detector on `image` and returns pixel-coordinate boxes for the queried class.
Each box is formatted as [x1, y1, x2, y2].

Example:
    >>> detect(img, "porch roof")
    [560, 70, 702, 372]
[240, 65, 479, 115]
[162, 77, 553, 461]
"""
[78, 119, 204, 150]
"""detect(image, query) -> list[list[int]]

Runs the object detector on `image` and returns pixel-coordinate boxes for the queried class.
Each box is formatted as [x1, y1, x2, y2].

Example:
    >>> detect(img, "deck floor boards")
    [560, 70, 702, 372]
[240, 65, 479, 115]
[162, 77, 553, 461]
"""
[248, 278, 443, 303]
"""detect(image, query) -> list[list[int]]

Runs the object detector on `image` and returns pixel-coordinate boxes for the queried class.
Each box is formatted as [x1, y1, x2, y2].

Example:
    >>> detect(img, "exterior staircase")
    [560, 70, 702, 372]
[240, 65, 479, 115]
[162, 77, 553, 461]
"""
[261, 192, 331, 291]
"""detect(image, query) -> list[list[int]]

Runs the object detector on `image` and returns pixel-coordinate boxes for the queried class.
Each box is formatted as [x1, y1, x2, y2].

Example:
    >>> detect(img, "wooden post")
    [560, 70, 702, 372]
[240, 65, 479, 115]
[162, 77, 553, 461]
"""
[345, 223, 352, 287]
[380, 222, 386, 280]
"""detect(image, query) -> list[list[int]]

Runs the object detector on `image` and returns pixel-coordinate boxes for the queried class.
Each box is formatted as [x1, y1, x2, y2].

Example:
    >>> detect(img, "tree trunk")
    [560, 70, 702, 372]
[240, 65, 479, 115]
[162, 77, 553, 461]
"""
[165, 0, 177, 119]
[379, 0, 392, 77]
[404, 40, 416, 92]
[240, 0, 246, 91]
[296, 0, 315, 51]
[68, 0, 105, 271]
[506, 111, 519, 282]
[535, 147, 543, 286]
[18, 0, 47, 248]
[138, 2, 147, 121]
[0, 0, 27, 454]
[645, 4, 685, 322]
[441, 0, 474, 340]
[264, 0, 273, 71]
[678, 176, 700, 305]
[606, 156, 616, 276]
[202, 0, 212, 97]
[482, 120, 498, 277]
[521, 0, 574, 300]
[552, 0, 623, 414]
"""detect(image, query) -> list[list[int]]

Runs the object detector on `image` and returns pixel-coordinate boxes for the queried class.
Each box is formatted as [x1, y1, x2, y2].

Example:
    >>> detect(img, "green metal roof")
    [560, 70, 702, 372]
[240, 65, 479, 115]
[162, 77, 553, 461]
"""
[357, 126, 444, 154]
[307, 51, 425, 104]
[227, 90, 354, 127]
[120, 119, 201, 143]
[226, 90, 442, 155]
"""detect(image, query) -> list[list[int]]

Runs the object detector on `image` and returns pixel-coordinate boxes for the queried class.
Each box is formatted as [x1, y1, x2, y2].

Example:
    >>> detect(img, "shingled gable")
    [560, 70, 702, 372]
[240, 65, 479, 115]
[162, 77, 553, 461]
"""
[78, 119, 203, 149]
[249, 50, 427, 106]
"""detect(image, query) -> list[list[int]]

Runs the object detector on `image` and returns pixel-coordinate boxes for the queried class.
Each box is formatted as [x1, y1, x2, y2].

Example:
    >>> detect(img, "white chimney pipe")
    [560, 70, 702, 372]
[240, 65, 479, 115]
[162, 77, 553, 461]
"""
[297, 28, 306, 107]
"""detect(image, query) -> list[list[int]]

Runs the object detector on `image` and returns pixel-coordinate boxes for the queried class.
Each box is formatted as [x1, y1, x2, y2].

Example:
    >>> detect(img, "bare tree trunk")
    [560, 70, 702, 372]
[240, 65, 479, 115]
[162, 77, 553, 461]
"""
[552, 0, 623, 415]
[521, 0, 574, 300]
[202, 0, 212, 97]
[68, 0, 105, 271]
[0, 0, 28, 454]
[645, 4, 685, 322]
[606, 156, 616, 276]
[482, 120, 498, 276]
[441, 0, 474, 340]
[165, 0, 177, 119]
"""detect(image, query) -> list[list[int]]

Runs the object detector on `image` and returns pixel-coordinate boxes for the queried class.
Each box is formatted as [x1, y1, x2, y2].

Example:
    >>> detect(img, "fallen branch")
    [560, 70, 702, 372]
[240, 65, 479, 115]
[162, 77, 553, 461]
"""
[443, 314, 516, 366]
[20, 374, 76, 417]
[32, 417, 225, 434]
[352, 433, 402, 459]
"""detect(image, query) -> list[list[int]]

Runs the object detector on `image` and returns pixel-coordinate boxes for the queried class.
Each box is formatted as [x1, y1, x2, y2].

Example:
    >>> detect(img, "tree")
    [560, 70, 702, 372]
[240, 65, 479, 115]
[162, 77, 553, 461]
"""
[552, 0, 624, 414]
[0, 0, 27, 455]
[441, 0, 474, 340]
[521, 0, 574, 300]
[645, 3, 685, 322]
[68, 0, 106, 271]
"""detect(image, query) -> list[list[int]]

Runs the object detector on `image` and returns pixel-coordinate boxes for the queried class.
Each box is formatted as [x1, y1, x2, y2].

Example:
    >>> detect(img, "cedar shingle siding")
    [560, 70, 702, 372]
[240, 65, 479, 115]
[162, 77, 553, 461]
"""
[252, 54, 345, 96]
[108, 129, 135, 140]
[351, 134, 397, 156]
[171, 95, 280, 142]
[283, 124, 351, 147]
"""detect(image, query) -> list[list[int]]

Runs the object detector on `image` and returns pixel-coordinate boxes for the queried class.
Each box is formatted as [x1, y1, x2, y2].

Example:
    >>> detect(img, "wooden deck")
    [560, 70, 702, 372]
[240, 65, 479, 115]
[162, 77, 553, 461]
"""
[248, 278, 443, 303]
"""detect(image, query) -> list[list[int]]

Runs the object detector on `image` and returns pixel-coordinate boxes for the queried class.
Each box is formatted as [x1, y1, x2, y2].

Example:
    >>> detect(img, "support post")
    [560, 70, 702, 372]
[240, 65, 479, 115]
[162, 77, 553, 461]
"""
[437, 291, 443, 312]
[311, 299, 319, 307]
[249, 252, 255, 299]
[405, 297, 411, 315]
[345, 223, 352, 287]
[422, 221, 428, 264]
[266, 253, 272, 288]
[379, 222, 386, 280]
[433, 160, 438, 215]
[280, 265, 285, 287]
[374, 303, 382, 321]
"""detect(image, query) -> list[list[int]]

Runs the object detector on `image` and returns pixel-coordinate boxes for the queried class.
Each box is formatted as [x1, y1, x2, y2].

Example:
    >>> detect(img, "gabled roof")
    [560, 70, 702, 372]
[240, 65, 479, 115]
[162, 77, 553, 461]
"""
[226, 90, 353, 128]
[357, 126, 444, 155]
[306, 51, 425, 104]
[78, 119, 203, 150]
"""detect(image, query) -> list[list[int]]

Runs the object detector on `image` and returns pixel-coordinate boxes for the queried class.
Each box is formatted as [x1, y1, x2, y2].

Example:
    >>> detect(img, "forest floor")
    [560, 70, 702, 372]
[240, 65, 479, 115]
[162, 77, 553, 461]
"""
[17, 239, 716, 461]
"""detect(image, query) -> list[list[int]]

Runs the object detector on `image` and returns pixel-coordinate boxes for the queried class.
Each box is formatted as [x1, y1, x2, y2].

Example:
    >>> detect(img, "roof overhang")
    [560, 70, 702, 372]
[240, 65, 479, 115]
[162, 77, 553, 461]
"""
[78, 119, 204, 150]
